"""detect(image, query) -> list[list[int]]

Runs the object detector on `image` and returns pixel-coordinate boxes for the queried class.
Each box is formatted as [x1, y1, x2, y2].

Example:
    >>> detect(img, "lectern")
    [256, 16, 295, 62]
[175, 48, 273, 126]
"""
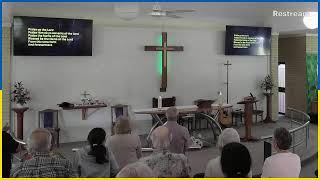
[237, 97, 258, 142]
[12, 107, 28, 140]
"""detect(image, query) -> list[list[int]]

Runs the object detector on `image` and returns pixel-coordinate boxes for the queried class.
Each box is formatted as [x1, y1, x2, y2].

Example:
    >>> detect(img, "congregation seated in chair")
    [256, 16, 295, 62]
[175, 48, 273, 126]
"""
[11, 129, 77, 178]
[73, 128, 119, 177]
[6, 119, 305, 178]
[205, 128, 253, 178]
[138, 126, 191, 178]
[106, 116, 142, 170]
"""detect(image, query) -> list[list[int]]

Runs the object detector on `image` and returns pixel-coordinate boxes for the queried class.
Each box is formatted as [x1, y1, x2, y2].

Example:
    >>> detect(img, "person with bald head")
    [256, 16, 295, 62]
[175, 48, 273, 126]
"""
[10, 128, 77, 177]
[139, 126, 191, 177]
[205, 128, 252, 177]
[163, 107, 191, 154]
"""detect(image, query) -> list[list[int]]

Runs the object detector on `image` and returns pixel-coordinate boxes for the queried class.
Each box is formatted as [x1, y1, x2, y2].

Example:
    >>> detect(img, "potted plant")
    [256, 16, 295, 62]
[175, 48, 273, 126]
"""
[260, 75, 274, 94]
[260, 75, 274, 123]
[11, 81, 31, 108]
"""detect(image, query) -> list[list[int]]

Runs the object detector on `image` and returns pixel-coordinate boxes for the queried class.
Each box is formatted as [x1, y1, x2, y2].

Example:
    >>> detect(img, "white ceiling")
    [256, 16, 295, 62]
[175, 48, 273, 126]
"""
[2, 2, 318, 33]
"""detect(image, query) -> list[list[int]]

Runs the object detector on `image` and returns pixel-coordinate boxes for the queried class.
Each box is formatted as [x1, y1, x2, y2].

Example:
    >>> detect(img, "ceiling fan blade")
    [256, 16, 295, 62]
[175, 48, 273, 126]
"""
[166, 14, 183, 18]
[166, 10, 195, 13]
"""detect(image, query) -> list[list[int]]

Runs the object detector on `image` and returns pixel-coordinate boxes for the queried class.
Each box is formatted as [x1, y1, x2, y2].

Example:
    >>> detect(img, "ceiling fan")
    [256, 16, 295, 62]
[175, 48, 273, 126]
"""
[149, 4, 195, 18]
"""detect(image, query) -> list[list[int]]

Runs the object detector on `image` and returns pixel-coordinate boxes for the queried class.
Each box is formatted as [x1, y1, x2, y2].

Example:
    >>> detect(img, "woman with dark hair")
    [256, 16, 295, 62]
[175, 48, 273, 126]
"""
[73, 128, 118, 177]
[106, 116, 142, 170]
[205, 128, 253, 177]
[220, 142, 252, 178]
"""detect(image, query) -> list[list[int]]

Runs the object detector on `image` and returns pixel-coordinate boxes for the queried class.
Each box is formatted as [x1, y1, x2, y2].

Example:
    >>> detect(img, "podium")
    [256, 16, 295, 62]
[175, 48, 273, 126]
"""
[237, 98, 258, 142]
[12, 107, 29, 140]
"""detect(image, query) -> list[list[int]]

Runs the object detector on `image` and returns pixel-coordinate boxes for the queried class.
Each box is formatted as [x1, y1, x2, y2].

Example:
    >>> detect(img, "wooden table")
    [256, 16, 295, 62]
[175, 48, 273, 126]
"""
[133, 103, 232, 138]
[61, 104, 107, 120]
[134, 103, 232, 114]
[12, 107, 29, 140]
[134, 103, 232, 123]
[237, 99, 258, 142]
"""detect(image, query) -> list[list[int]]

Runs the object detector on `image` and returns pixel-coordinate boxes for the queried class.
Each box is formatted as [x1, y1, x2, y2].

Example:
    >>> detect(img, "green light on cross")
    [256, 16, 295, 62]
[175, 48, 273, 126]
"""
[156, 35, 172, 76]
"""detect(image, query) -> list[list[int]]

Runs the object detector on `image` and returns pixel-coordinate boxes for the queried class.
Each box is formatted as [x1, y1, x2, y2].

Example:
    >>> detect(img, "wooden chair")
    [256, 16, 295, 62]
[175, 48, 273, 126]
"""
[194, 99, 215, 130]
[250, 93, 264, 123]
[231, 109, 244, 126]
[110, 105, 129, 135]
[152, 96, 176, 125]
[38, 109, 60, 147]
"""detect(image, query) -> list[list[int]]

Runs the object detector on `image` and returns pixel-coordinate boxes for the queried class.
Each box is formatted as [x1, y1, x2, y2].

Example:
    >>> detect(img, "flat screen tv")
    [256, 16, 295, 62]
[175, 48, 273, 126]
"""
[13, 16, 92, 56]
[225, 25, 272, 56]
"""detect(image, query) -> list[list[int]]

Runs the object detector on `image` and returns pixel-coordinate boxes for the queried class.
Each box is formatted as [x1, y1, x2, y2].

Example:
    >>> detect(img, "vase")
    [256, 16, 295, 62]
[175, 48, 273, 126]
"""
[263, 89, 271, 94]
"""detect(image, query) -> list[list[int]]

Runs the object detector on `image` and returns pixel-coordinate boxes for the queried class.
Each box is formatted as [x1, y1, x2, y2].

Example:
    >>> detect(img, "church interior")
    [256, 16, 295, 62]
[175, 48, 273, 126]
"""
[2, 2, 318, 178]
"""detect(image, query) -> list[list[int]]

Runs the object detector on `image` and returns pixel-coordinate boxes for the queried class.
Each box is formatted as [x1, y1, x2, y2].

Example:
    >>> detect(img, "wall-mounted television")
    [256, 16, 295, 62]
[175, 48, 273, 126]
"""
[13, 16, 92, 56]
[225, 25, 272, 56]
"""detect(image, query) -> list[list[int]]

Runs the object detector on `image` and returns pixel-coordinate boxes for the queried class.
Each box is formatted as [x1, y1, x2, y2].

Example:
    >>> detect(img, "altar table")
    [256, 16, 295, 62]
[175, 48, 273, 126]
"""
[133, 103, 232, 139]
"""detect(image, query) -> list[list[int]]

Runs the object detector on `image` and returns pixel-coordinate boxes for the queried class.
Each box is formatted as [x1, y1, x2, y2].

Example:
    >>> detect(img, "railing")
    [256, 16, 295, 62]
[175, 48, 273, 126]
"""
[261, 107, 310, 154]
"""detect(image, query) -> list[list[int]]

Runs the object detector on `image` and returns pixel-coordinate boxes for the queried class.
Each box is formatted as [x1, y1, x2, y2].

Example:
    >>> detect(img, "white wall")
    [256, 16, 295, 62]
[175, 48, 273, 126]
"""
[12, 25, 268, 143]
[264, 15, 317, 34]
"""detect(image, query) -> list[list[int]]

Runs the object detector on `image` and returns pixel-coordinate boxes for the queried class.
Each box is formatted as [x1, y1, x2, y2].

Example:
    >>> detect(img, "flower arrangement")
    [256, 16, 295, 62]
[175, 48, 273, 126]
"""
[11, 81, 31, 106]
[260, 75, 274, 93]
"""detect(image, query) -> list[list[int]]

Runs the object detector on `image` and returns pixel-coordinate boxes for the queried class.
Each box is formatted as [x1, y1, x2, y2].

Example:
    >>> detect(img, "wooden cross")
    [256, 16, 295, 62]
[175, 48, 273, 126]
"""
[145, 32, 184, 92]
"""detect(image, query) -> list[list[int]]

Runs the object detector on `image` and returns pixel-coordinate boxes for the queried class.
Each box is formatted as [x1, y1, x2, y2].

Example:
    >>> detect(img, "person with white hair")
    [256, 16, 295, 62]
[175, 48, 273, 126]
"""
[106, 116, 142, 170]
[163, 107, 191, 154]
[261, 127, 300, 177]
[139, 126, 191, 177]
[205, 128, 252, 177]
[10, 128, 77, 177]
[116, 162, 155, 178]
